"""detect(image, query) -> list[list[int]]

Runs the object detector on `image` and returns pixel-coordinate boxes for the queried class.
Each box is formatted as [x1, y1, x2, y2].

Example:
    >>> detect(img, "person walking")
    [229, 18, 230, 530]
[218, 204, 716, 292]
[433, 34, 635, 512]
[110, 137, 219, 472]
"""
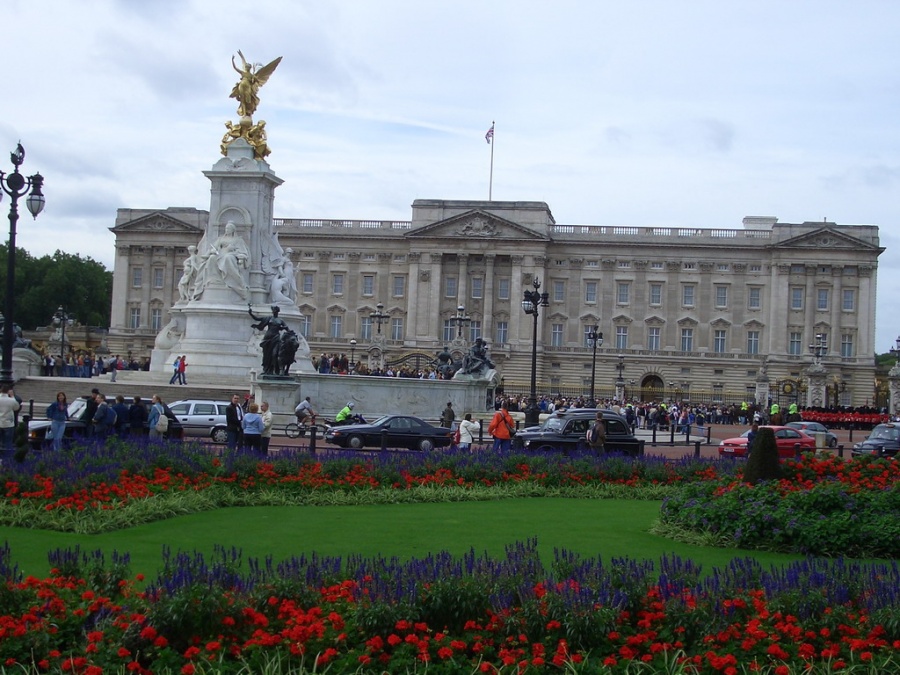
[177, 355, 187, 385]
[458, 413, 481, 451]
[487, 401, 516, 452]
[168, 356, 181, 385]
[46, 391, 69, 451]
[242, 403, 264, 453]
[225, 394, 244, 450]
[440, 401, 455, 428]
[260, 401, 273, 455]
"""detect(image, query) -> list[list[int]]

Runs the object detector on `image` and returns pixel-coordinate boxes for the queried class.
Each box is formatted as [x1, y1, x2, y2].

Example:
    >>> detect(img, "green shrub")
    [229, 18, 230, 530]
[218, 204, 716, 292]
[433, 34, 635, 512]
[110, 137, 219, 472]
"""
[743, 427, 780, 483]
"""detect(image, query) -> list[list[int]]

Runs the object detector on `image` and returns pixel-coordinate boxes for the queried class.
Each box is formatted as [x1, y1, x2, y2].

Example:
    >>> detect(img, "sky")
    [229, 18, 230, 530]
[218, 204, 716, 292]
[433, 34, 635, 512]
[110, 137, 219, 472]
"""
[3, 0, 900, 352]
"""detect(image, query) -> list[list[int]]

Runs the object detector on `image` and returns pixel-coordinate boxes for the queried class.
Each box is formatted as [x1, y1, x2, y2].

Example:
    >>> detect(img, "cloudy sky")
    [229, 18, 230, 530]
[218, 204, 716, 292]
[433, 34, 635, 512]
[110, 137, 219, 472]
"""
[3, 0, 900, 351]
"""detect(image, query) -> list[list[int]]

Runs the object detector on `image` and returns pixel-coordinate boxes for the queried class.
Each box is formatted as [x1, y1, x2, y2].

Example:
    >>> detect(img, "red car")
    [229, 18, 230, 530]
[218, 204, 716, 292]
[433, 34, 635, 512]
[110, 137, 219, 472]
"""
[718, 426, 816, 458]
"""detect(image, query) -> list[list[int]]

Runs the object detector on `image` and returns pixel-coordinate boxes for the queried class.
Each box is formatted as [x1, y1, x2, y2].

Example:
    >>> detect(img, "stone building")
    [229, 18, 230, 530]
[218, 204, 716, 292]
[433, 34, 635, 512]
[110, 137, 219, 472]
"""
[108, 200, 882, 406]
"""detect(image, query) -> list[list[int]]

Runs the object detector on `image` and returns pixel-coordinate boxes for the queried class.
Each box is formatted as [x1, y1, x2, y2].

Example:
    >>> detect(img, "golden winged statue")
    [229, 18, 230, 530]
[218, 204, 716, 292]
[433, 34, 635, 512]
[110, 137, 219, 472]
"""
[230, 50, 283, 118]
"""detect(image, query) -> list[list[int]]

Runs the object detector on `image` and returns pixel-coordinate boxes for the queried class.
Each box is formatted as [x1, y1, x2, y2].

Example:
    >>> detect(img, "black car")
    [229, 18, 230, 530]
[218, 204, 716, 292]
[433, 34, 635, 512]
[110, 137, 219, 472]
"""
[852, 423, 900, 458]
[512, 408, 642, 455]
[28, 396, 183, 449]
[325, 414, 454, 451]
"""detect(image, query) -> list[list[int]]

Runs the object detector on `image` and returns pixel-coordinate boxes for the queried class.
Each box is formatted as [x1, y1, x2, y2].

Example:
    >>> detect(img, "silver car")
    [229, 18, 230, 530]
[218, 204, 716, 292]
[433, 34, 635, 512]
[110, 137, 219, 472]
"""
[168, 400, 231, 443]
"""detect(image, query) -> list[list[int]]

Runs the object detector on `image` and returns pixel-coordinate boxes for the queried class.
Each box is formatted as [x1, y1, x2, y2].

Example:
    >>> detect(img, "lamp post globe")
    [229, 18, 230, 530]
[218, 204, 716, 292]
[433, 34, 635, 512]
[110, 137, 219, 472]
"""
[1, 143, 46, 386]
[349, 339, 357, 373]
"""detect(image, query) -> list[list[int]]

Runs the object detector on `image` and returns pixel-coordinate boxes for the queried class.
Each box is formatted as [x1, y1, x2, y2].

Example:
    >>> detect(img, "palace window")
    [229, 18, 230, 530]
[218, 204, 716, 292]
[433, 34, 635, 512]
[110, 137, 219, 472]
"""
[647, 327, 661, 351]
[713, 329, 726, 353]
[495, 321, 508, 345]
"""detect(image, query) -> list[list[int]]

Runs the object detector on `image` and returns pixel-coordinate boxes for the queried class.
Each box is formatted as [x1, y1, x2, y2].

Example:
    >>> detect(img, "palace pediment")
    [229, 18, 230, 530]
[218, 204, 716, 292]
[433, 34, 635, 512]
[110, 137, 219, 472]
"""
[111, 211, 206, 235]
[405, 209, 549, 241]
[776, 226, 881, 251]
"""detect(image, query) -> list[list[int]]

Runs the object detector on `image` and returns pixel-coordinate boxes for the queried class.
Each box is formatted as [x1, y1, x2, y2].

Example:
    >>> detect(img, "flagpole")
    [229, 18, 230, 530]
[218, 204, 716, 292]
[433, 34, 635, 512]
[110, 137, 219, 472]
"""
[488, 120, 495, 201]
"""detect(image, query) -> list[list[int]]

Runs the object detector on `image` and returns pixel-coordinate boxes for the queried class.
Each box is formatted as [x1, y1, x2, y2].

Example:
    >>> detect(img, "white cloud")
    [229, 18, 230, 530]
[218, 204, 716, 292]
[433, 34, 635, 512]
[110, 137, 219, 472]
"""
[2, 0, 899, 350]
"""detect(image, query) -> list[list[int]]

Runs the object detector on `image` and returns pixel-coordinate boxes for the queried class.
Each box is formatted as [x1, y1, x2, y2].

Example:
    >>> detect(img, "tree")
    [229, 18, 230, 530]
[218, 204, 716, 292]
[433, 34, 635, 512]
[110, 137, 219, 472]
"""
[743, 427, 781, 484]
[0, 246, 112, 329]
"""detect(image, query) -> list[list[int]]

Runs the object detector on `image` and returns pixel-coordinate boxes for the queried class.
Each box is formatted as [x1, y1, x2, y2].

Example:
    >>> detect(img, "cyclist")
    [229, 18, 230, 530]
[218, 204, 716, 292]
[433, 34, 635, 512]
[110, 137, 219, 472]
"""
[294, 396, 317, 427]
[334, 401, 355, 426]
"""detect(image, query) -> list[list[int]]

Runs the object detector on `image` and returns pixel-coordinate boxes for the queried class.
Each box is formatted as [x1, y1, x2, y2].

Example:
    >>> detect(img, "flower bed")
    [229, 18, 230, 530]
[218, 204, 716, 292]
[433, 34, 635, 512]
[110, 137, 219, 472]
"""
[657, 455, 900, 558]
[0, 442, 897, 673]
[0, 540, 897, 674]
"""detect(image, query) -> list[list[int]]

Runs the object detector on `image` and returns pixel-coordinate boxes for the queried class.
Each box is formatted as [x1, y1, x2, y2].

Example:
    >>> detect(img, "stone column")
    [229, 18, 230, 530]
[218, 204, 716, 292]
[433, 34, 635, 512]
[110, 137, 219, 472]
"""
[407, 252, 420, 339]
[427, 253, 443, 342]
[806, 364, 827, 408]
[483, 254, 495, 341]
[457, 253, 469, 309]
[510, 256, 524, 345]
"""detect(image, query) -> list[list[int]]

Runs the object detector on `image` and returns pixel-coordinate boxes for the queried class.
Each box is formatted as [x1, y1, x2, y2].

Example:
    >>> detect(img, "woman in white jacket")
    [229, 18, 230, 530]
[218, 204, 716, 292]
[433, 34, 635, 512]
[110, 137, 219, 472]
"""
[458, 413, 481, 451]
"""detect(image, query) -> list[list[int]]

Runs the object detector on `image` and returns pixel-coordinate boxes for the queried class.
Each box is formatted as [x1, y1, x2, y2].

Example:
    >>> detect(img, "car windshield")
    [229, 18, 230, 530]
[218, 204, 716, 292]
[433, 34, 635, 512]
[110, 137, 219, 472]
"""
[68, 399, 87, 417]
[542, 418, 565, 432]
[869, 426, 899, 441]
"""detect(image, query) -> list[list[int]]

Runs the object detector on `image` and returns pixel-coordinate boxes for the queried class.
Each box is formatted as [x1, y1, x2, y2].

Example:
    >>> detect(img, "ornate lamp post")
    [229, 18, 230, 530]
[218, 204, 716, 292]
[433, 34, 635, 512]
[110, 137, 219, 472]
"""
[449, 304, 471, 339]
[52, 305, 75, 358]
[521, 277, 549, 427]
[615, 354, 626, 401]
[809, 333, 828, 364]
[349, 338, 357, 373]
[586, 326, 603, 404]
[370, 302, 389, 335]
[1, 143, 46, 385]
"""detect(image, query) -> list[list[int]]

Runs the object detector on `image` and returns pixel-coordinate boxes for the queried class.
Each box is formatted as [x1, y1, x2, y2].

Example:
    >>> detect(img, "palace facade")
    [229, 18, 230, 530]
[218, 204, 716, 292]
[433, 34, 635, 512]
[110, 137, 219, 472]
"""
[108, 200, 883, 406]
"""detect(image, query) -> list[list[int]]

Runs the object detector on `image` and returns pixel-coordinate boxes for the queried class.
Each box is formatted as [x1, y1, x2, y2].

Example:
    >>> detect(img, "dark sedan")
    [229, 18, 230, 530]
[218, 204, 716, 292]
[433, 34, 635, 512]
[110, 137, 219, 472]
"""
[324, 415, 453, 451]
[852, 423, 900, 458]
[512, 408, 642, 456]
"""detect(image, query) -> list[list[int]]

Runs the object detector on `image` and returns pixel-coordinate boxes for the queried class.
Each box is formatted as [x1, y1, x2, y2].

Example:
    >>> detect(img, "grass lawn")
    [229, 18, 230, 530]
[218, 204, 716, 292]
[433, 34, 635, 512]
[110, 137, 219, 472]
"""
[0, 498, 804, 580]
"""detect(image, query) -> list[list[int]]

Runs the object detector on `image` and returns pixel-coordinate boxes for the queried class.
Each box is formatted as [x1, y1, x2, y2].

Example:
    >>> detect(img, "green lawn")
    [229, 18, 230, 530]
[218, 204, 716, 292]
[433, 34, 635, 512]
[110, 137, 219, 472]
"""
[0, 498, 804, 580]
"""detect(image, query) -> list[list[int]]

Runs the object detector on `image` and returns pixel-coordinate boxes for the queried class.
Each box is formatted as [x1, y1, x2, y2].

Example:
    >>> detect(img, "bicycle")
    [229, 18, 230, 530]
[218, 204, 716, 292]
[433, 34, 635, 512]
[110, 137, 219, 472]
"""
[282, 415, 327, 438]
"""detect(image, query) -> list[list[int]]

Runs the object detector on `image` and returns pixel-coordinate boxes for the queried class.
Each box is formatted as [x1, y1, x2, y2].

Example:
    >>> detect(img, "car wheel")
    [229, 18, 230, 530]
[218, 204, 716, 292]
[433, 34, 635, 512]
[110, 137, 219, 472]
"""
[828, 437, 838, 448]
[418, 438, 435, 452]
[210, 427, 228, 444]
[347, 434, 365, 450]
[535, 444, 556, 452]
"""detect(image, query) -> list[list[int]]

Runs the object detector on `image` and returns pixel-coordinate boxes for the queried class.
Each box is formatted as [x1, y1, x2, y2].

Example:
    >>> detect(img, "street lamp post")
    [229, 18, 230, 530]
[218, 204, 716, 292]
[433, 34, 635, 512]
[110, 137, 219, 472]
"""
[809, 333, 828, 364]
[1, 143, 46, 385]
[450, 304, 471, 339]
[349, 339, 357, 373]
[52, 305, 75, 360]
[521, 277, 549, 427]
[370, 302, 389, 335]
[586, 326, 603, 404]
[615, 354, 626, 401]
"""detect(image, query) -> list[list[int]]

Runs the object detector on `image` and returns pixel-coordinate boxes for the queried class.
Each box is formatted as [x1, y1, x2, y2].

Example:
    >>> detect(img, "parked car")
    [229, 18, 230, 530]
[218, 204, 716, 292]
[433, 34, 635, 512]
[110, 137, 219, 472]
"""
[512, 408, 642, 455]
[851, 423, 900, 458]
[324, 415, 453, 451]
[785, 421, 838, 448]
[717, 425, 816, 458]
[27, 396, 183, 449]
[168, 399, 231, 443]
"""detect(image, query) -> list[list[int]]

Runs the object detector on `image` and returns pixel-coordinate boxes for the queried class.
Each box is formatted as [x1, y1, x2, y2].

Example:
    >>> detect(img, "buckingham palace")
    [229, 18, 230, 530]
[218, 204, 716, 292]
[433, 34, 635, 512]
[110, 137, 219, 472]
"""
[107, 199, 882, 406]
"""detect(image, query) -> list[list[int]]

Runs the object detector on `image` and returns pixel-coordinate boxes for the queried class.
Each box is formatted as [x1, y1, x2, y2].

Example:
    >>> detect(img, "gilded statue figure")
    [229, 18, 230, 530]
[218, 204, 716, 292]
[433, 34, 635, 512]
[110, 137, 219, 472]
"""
[230, 50, 283, 118]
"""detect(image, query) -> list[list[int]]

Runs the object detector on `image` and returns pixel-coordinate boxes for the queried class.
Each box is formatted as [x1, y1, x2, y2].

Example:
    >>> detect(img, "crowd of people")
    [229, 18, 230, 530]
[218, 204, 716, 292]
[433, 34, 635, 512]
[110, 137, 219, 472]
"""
[312, 353, 462, 379]
[40, 352, 150, 378]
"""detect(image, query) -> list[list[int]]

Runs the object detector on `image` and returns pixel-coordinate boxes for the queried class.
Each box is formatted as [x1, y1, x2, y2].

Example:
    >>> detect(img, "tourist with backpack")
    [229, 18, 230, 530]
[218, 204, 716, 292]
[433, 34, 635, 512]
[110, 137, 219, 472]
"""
[586, 412, 606, 453]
